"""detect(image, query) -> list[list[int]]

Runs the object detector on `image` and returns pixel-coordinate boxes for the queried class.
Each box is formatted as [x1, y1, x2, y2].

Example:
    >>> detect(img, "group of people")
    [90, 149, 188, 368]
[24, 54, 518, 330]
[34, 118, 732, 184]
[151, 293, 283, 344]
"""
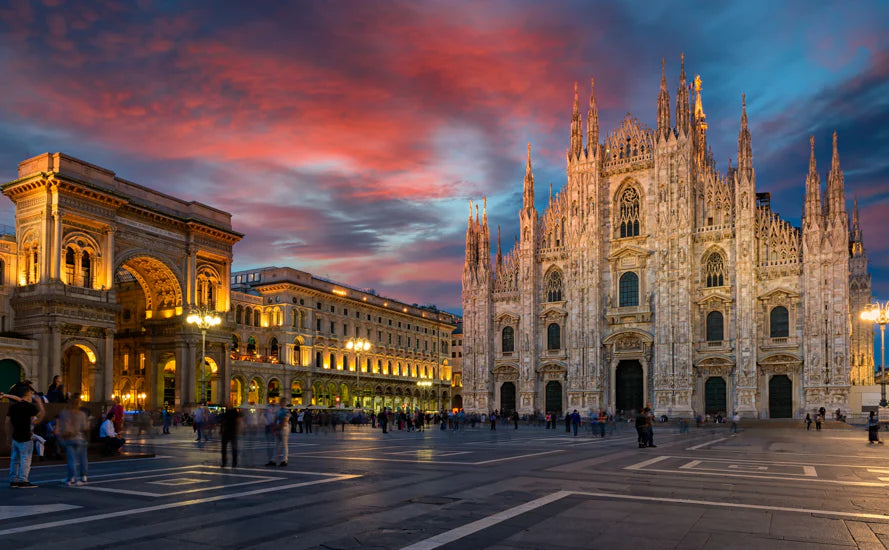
[3, 380, 128, 489]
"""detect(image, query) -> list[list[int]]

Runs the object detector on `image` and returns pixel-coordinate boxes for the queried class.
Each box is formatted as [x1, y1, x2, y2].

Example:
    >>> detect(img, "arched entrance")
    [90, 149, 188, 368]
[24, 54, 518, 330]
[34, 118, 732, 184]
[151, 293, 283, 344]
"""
[62, 345, 94, 400]
[615, 360, 643, 413]
[267, 378, 281, 404]
[769, 375, 793, 418]
[704, 377, 727, 416]
[248, 377, 262, 404]
[451, 394, 463, 410]
[545, 381, 562, 415]
[161, 357, 176, 407]
[500, 382, 516, 414]
[196, 357, 217, 404]
[230, 377, 244, 407]
[0, 359, 22, 393]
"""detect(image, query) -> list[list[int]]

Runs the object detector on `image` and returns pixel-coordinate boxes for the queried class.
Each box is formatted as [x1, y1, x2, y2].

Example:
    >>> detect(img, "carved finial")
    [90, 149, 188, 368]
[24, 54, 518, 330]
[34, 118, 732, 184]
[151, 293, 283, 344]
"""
[573, 81, 579, 111]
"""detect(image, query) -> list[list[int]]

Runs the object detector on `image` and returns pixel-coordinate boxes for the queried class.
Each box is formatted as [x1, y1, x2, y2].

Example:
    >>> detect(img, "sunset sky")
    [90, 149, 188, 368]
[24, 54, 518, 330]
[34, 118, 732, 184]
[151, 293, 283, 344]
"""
[0, 1, 888, 314]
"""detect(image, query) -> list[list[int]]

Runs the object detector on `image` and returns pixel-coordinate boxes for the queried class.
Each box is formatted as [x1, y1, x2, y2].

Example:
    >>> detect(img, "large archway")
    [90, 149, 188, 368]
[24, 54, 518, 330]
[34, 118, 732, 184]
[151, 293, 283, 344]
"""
[500, 382, 516, 414]
[62, 344, 95, 401]
[704, 377, 727, 416]
[769, 375, 793, 418]
[615, 360, 643, 414]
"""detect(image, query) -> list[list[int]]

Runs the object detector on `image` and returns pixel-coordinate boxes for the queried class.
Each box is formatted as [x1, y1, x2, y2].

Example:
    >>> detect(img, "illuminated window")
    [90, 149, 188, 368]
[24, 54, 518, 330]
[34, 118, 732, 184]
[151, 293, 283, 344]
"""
[65, 247, 75, 284]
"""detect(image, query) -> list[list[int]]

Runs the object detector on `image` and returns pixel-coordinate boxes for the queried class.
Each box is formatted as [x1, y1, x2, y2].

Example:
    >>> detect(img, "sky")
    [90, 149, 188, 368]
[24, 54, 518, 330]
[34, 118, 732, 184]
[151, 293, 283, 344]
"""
[0, 0, 888, 317]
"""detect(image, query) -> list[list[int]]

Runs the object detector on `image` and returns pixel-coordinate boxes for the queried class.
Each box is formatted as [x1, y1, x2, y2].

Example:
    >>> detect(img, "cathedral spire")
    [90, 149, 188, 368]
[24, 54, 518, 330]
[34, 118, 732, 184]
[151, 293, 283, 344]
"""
[803, 135, 822, 225]
[826, 131, 846, 218]
[523, 143, 535, 212]
[657, 58, 671, 139]
[737, 93, 753, 178]
[586, 77, 598, 155]
[675, 53, 690, 134]
[693, 74, 709, 167]
[465, 200, 476, 267]
[496, 225, 502, 268]
[569, 82, 583, 158]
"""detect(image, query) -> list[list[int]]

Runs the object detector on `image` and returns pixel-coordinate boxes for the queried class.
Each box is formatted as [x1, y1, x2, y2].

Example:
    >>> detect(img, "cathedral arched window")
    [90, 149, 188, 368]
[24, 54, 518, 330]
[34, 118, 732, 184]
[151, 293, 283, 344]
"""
[80, 251, 91, 288]
[770, 306, 789, 338]
[706, 311, 724, 342]
[501, 326, 514, 353]
[617, 186, 641, 238]
[65, 247, 76, 284]
[704, 253, 725, 287]
[618, 272, 639, 307]
[545, 270, 563, 302]
[547, 323, 561, 350]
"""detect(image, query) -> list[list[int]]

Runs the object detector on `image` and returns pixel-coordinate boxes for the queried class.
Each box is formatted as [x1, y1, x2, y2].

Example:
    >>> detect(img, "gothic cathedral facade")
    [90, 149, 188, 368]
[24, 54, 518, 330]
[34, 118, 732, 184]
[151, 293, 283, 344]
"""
[462, 57, 873, 419]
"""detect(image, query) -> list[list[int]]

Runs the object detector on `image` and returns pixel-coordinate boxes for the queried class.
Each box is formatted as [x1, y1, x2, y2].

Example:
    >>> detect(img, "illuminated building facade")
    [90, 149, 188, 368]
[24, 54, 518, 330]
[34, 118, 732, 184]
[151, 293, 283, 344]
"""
[228, 266, 458, 410]
[462, 58, 872, 419]
[0, 153, 458, 412]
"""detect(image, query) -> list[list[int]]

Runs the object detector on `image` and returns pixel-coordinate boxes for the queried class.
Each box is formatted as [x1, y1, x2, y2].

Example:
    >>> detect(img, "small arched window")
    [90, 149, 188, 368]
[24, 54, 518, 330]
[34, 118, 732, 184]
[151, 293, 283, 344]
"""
[770, 306, 789, 338]
[269, 338, 279, 359]
[80, 251, 92, 288]
[617, 186, 641, 238]
[330, 352, 337, 369]
[545, 270, 563, 302]
[502, 326, 514, 353]
[254, 309, 260, 327]
[705, 253, 726, 287]
[706, 311, 724, 342]
[547, 323, 561, 350]
[246, 336, 256, 354]
[618, 272, 639, 307]
[316, 351, 323, 368]
[236, 305, 243, 324]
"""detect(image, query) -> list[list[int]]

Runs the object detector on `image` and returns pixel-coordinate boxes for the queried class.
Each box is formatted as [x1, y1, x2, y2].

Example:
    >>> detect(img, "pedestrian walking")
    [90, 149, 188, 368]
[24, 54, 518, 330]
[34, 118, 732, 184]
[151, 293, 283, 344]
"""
[6, 383, 44, 488]
[571, 410, 580, 436]
[303, 409, 313, 433]
[815, 412, 823, 431]
[635, 409, 649, 448]
[868, 411, 883, 444]
[272, 401, 290, 466]
[598, 409, 607, 438]
[490, 411, 496, 431]
[381, 408, 389, 434]
[512, 410, 519, 430]
[162, 408, 171, 434]
[58, 393, 89, 486]
[194, 403, 206, 442]
[805, 413, 812, 431]
[730, 412, 740, 434]
[221, 402, 241, 468]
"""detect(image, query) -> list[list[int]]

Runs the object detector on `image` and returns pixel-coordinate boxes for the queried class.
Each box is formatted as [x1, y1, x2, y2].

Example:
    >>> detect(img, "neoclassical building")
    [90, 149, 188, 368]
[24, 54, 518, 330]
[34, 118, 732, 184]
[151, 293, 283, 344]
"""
[0, 153, 458, 412]
[227, 266, 458, 411]
[462, 57, 872, 419]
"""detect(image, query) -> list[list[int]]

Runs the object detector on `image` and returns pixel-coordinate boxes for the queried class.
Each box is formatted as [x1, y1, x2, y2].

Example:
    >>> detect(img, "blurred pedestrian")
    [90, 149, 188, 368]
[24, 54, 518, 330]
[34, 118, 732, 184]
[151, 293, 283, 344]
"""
[58, 393, 88, 486]
[868, 411, 883, 445]
[571, 409, 580, 436]
[221, 401, 241, 467]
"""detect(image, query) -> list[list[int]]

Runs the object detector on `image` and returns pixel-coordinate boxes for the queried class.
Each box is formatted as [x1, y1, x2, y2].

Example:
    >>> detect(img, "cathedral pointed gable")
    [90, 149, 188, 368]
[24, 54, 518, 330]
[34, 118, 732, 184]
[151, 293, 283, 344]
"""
[603, 114, 654, 175]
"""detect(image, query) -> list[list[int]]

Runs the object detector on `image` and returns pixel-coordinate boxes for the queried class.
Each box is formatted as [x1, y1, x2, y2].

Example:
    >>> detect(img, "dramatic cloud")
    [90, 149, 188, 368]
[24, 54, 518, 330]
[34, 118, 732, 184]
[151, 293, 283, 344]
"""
[0, 0, 887, 313]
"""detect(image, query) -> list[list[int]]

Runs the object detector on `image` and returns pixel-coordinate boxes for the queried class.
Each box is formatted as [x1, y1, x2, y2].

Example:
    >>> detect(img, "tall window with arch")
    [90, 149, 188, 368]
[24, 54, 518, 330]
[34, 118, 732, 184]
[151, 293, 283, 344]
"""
[617, 186, 641, 238]
[704, 252, 726, 287]
[770, 306, 789, 338]
[618, 272, 639, 307]
[196, 267, 218, 310]
[547, 323, 561, 350]
[231, 334, 240, 354]
[65, 247, 76, 284]
[706, 311, 724, 342]
[246, 336, 256, 355]
[269, 337, 279, 360]
[80, 250, 91, 288]
[501, 326, 514, 353]
[544, 269, 563, 302]
[293, 339, 301, 365]
[236, 305, 243, 324]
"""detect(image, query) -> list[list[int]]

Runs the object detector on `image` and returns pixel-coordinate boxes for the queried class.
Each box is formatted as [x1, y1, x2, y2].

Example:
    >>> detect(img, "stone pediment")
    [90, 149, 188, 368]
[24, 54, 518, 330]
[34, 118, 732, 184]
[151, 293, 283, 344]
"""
[696, 291, 733, 306]
[538, 306, 567, 320]
[757, 287, 800, 302]
[494, 312, 520, 326]
[537, 362, 567, 374]
[694, 355, 735, 368]
[606, 245, 653, 264]
[492, 364, 518, 376]
[759, 352, 802, 366]
[603, 328, 653, 346]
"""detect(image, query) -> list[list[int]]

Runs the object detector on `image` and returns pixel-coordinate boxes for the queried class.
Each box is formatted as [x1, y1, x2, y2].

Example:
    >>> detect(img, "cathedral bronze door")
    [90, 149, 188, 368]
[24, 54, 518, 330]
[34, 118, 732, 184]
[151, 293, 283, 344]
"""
[768, 375, 792, 418]
[545, 381, 562, 415]
[704, 377, 727, 416]
[500, 382, 516, 414]
[616, 360, 643, 413]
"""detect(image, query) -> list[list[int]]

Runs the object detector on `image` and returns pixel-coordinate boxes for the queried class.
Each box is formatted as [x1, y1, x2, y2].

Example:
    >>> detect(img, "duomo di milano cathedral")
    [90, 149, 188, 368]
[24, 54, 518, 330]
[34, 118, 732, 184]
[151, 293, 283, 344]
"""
[462, 56, 874, 419]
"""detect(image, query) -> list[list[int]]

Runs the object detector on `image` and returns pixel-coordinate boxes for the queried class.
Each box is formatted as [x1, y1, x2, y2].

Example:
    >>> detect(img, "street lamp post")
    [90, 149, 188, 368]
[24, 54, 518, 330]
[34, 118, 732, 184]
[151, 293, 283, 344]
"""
[861, 302, 889, 407]
[187, 309, 222, 405]
[346, 338, 371, 408]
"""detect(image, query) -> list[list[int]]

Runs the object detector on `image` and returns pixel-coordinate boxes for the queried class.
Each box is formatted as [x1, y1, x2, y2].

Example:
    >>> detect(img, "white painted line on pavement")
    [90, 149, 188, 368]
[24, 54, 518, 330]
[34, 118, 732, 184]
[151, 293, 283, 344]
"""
[641, 467, 879, 486]
[0, 472, 361, 536]
[28, 455, 172, 470]
[679, 460, 701, 469]
[400, 490, 573, 550]
[686, 437, 727, 450]
[0, 504, 81, 520]
[401, 489, 889, 550]
[624, 455, 670, 470]
[803, 466, 817, 477]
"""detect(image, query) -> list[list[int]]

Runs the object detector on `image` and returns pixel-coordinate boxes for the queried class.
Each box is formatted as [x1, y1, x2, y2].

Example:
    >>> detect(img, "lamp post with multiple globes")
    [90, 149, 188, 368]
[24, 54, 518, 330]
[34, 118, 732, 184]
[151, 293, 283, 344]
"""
[186, 308, 222, 405]
[861, 301, 889, 407]
[346, 337, 371, 408]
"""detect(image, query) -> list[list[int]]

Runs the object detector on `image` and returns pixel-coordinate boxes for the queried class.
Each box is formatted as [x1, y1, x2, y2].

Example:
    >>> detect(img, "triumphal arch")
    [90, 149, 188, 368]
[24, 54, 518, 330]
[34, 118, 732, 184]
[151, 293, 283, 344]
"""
[3, 153, 241, 409]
